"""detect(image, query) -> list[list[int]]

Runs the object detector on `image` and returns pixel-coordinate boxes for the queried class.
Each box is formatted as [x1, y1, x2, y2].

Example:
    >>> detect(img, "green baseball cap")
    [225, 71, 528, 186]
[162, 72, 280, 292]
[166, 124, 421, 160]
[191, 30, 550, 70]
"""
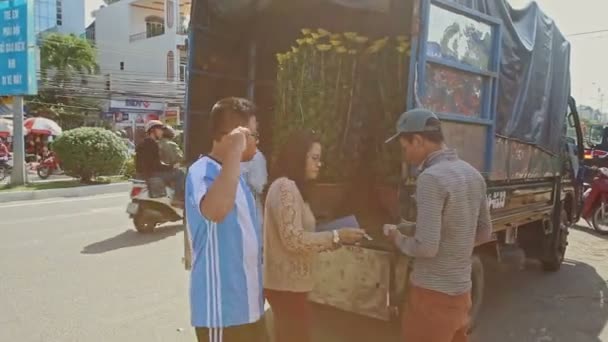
[385, 108, 441, 143]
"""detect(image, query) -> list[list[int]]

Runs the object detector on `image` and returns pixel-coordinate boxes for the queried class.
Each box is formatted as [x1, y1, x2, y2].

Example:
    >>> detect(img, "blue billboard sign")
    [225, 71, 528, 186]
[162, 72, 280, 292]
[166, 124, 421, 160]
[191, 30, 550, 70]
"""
[0, 0, 37, 96]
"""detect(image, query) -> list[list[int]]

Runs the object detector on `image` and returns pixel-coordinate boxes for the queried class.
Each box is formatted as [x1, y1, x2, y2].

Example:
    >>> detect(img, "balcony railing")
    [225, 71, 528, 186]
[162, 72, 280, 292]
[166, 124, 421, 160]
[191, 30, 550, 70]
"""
[129, 31, 165, 42]
[177, 26, 188, 35]
[129, 32, 147, 42]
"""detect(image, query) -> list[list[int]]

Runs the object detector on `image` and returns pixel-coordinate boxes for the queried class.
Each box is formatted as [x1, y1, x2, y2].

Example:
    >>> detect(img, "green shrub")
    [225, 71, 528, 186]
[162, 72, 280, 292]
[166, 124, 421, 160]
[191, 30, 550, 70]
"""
[122, 156, 136, 179]
[53, 127, 128, 182]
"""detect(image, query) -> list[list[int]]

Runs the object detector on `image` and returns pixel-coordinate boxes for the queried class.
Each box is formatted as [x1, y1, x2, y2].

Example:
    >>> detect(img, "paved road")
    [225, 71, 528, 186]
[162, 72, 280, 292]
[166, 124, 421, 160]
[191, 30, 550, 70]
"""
[0, 194, 194, 342]
[1, 195, 608, 342]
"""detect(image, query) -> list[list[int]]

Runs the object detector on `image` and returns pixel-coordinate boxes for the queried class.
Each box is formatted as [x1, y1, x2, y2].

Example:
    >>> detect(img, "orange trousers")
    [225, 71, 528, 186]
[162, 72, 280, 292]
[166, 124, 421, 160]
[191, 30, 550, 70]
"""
[402, 286, 472, 342]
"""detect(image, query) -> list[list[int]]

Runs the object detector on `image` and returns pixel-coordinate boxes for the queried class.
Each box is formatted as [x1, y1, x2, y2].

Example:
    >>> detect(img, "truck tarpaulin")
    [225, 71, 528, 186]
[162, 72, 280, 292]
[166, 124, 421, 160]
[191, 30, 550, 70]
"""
[208, 0, 390, 17]
[449, 0, 571, 154]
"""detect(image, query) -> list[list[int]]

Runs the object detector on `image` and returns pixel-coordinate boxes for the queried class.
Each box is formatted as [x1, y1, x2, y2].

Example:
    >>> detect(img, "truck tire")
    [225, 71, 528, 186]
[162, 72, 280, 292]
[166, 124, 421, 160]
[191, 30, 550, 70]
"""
[541, 203, 569, 272]
[469, 254, 484, 331]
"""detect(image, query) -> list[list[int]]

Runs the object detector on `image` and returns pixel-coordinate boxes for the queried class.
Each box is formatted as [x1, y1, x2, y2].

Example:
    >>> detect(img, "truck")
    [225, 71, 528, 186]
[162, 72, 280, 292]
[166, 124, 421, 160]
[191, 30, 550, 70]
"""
[183, 0, 585, 336]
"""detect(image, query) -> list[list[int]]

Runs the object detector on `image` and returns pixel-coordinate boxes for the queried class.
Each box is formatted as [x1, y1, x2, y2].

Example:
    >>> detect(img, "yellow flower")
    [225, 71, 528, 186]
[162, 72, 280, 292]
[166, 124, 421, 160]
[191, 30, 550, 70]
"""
[330, 34, 341, 40]
[316, 44, 332, 51]
[304, 38, 314, 45]
[336, 46, 348, 54]
[396, 46, 407, 54]
[354, 36, 369, 44]
[344, 32, 358, 40]
[372, 37, 389, 47]
[301, 28, 312, 35]
[296, 38, 305, 45]
[348, 49, 357, 55]
[330, 40, 342, 47]
[311, 33, 321, 40]
[365, 44, 383, 54]
[317, 28, 331, 37]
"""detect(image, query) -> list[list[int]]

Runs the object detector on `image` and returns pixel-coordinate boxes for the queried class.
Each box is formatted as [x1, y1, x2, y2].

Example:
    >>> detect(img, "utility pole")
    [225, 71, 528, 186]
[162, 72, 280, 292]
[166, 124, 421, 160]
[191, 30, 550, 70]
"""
[10, 97, 26, 185]
[247, 41, 257, 100]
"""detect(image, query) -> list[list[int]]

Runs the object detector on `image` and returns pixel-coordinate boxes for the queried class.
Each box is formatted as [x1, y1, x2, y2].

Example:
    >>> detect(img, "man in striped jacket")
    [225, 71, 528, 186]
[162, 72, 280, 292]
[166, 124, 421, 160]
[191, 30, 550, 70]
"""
[384, 109, 493, 342]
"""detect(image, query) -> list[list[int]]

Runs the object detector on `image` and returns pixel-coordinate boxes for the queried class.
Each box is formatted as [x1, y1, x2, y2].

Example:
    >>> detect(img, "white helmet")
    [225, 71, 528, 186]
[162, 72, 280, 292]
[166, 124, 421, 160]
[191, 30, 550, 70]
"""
[145, 120, 165, 133]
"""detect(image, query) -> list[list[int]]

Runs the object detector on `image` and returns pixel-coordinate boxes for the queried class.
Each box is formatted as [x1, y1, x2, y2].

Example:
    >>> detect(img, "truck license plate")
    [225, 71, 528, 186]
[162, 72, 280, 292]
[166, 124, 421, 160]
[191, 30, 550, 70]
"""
[126, 203, 139, 215]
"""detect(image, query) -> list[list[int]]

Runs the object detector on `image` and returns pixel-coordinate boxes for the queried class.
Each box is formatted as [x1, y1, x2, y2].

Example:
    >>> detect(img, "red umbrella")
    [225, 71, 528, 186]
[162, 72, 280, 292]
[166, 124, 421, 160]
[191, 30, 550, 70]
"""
[24, 117, 63, 136]
[0, 118, 13, 138]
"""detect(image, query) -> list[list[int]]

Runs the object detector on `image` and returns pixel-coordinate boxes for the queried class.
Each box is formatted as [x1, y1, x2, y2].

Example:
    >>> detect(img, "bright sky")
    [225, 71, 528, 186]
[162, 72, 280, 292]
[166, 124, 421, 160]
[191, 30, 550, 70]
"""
[509, 0, 608, 109]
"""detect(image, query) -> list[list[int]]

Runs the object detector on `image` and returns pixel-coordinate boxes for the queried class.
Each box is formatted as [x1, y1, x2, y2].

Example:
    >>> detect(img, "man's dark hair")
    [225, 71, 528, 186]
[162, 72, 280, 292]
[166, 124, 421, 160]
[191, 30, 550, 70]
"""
[267, 130, 320, 203]
[401, 118, 444, 144]
[209, 97, 256, 142]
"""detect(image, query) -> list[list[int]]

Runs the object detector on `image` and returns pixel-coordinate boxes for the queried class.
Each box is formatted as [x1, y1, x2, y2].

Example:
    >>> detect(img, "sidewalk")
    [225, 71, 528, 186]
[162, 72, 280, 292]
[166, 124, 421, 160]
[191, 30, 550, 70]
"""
[0, 172, 130, 203]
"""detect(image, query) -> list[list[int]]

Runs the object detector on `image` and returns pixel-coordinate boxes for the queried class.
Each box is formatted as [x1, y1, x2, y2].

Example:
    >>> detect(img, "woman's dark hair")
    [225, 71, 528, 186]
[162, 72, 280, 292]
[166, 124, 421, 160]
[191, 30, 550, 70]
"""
[268, 130, 320, 202]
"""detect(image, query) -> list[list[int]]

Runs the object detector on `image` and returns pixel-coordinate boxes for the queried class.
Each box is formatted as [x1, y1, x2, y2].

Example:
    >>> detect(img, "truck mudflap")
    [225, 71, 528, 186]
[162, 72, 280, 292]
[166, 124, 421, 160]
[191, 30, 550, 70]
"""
[309, 246, 410, 321]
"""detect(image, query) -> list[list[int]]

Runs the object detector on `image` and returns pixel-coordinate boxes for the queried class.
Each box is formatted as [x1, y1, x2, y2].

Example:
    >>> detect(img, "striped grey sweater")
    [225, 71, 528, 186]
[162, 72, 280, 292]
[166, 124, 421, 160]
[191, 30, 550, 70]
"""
[396, 149, 492, 295]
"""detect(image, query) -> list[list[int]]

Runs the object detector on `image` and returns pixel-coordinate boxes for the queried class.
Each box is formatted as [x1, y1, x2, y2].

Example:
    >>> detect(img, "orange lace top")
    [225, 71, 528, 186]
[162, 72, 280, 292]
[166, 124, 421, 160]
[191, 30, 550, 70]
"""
[263, 177, 334, 292]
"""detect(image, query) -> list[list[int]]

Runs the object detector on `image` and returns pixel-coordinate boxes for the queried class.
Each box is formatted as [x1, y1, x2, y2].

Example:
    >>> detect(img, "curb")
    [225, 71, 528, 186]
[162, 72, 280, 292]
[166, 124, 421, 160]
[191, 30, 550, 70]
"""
[0, 182, 131, 203]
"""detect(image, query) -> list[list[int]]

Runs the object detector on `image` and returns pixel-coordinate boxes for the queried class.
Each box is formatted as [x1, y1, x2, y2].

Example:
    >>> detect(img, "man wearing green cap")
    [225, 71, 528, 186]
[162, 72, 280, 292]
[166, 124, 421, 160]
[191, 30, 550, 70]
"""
[384, 109, 492, 342]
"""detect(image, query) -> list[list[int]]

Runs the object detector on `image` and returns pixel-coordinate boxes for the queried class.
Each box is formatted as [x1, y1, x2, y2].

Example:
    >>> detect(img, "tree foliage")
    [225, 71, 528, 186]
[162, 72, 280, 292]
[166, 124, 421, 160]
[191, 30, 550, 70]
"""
[39, 33, 98, 85]
[28, 34, 102, 129]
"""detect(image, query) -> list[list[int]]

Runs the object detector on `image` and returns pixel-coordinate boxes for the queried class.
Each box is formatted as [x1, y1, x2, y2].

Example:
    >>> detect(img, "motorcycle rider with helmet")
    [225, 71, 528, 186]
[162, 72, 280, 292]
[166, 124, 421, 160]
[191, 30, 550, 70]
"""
[135, 120, 185, 206]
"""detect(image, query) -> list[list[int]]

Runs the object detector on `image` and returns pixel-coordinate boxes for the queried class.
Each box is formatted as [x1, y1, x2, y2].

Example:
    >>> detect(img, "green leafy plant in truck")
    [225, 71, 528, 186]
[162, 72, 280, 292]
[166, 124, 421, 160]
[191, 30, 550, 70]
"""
[273, 29, 412, 184]
[273, 28, 368, 182]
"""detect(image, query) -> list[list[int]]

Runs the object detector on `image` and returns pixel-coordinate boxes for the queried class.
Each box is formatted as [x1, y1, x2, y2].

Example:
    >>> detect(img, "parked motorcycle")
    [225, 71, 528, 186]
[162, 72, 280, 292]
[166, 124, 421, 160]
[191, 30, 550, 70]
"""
[126, 178, 183, 233]
[581, 167, 608, 234]
[0, 154, 13, 182]
[37, 154, 62, 179]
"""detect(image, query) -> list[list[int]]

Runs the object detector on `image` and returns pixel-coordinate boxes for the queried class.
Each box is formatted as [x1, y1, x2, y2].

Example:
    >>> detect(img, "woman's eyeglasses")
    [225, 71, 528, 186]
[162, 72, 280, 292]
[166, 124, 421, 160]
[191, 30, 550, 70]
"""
[309, 154, 322, 164]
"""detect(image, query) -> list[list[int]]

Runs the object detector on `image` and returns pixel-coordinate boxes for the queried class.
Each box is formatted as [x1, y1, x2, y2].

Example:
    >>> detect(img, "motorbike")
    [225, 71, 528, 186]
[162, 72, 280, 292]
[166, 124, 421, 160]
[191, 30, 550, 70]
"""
[0, 154, 12, 182]
[37, 154, 62, 179]
[581, 167, 608, 234]
[126, 177, 183, 233]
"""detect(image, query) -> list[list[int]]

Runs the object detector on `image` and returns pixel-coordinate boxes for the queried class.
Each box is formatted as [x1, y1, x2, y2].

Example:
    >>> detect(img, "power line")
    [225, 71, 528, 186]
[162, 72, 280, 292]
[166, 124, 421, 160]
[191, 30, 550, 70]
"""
[567, 29, 608, 37]
[27, 101, 101, 111]
[36, 35, 190, 62]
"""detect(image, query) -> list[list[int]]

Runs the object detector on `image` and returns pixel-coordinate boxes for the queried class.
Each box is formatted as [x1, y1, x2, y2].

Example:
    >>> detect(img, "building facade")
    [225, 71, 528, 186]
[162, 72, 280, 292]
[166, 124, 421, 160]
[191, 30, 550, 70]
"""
[93, 0, 190, 139]
[94, 0, 190, 83]
[35, 0, 105, 36]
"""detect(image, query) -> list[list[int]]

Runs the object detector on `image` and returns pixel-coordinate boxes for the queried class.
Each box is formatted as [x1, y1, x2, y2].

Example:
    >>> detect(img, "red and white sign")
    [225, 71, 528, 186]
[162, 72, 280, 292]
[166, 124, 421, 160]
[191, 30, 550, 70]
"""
[109, 99, 165, 111]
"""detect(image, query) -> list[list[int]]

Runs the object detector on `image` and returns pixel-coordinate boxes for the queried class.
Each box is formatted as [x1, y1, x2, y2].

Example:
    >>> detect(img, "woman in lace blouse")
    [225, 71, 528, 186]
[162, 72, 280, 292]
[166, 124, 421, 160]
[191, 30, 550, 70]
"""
[263, 130, 365, 342]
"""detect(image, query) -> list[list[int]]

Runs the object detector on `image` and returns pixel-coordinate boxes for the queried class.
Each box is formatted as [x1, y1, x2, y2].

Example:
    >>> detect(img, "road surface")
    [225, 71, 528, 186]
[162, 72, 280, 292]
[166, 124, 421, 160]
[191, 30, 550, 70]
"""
[1, 194, 608, 341]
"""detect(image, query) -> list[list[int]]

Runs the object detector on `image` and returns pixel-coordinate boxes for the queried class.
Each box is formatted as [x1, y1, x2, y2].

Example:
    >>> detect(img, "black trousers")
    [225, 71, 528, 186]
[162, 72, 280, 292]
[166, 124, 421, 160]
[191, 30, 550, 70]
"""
[195, 318, 266, 342]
